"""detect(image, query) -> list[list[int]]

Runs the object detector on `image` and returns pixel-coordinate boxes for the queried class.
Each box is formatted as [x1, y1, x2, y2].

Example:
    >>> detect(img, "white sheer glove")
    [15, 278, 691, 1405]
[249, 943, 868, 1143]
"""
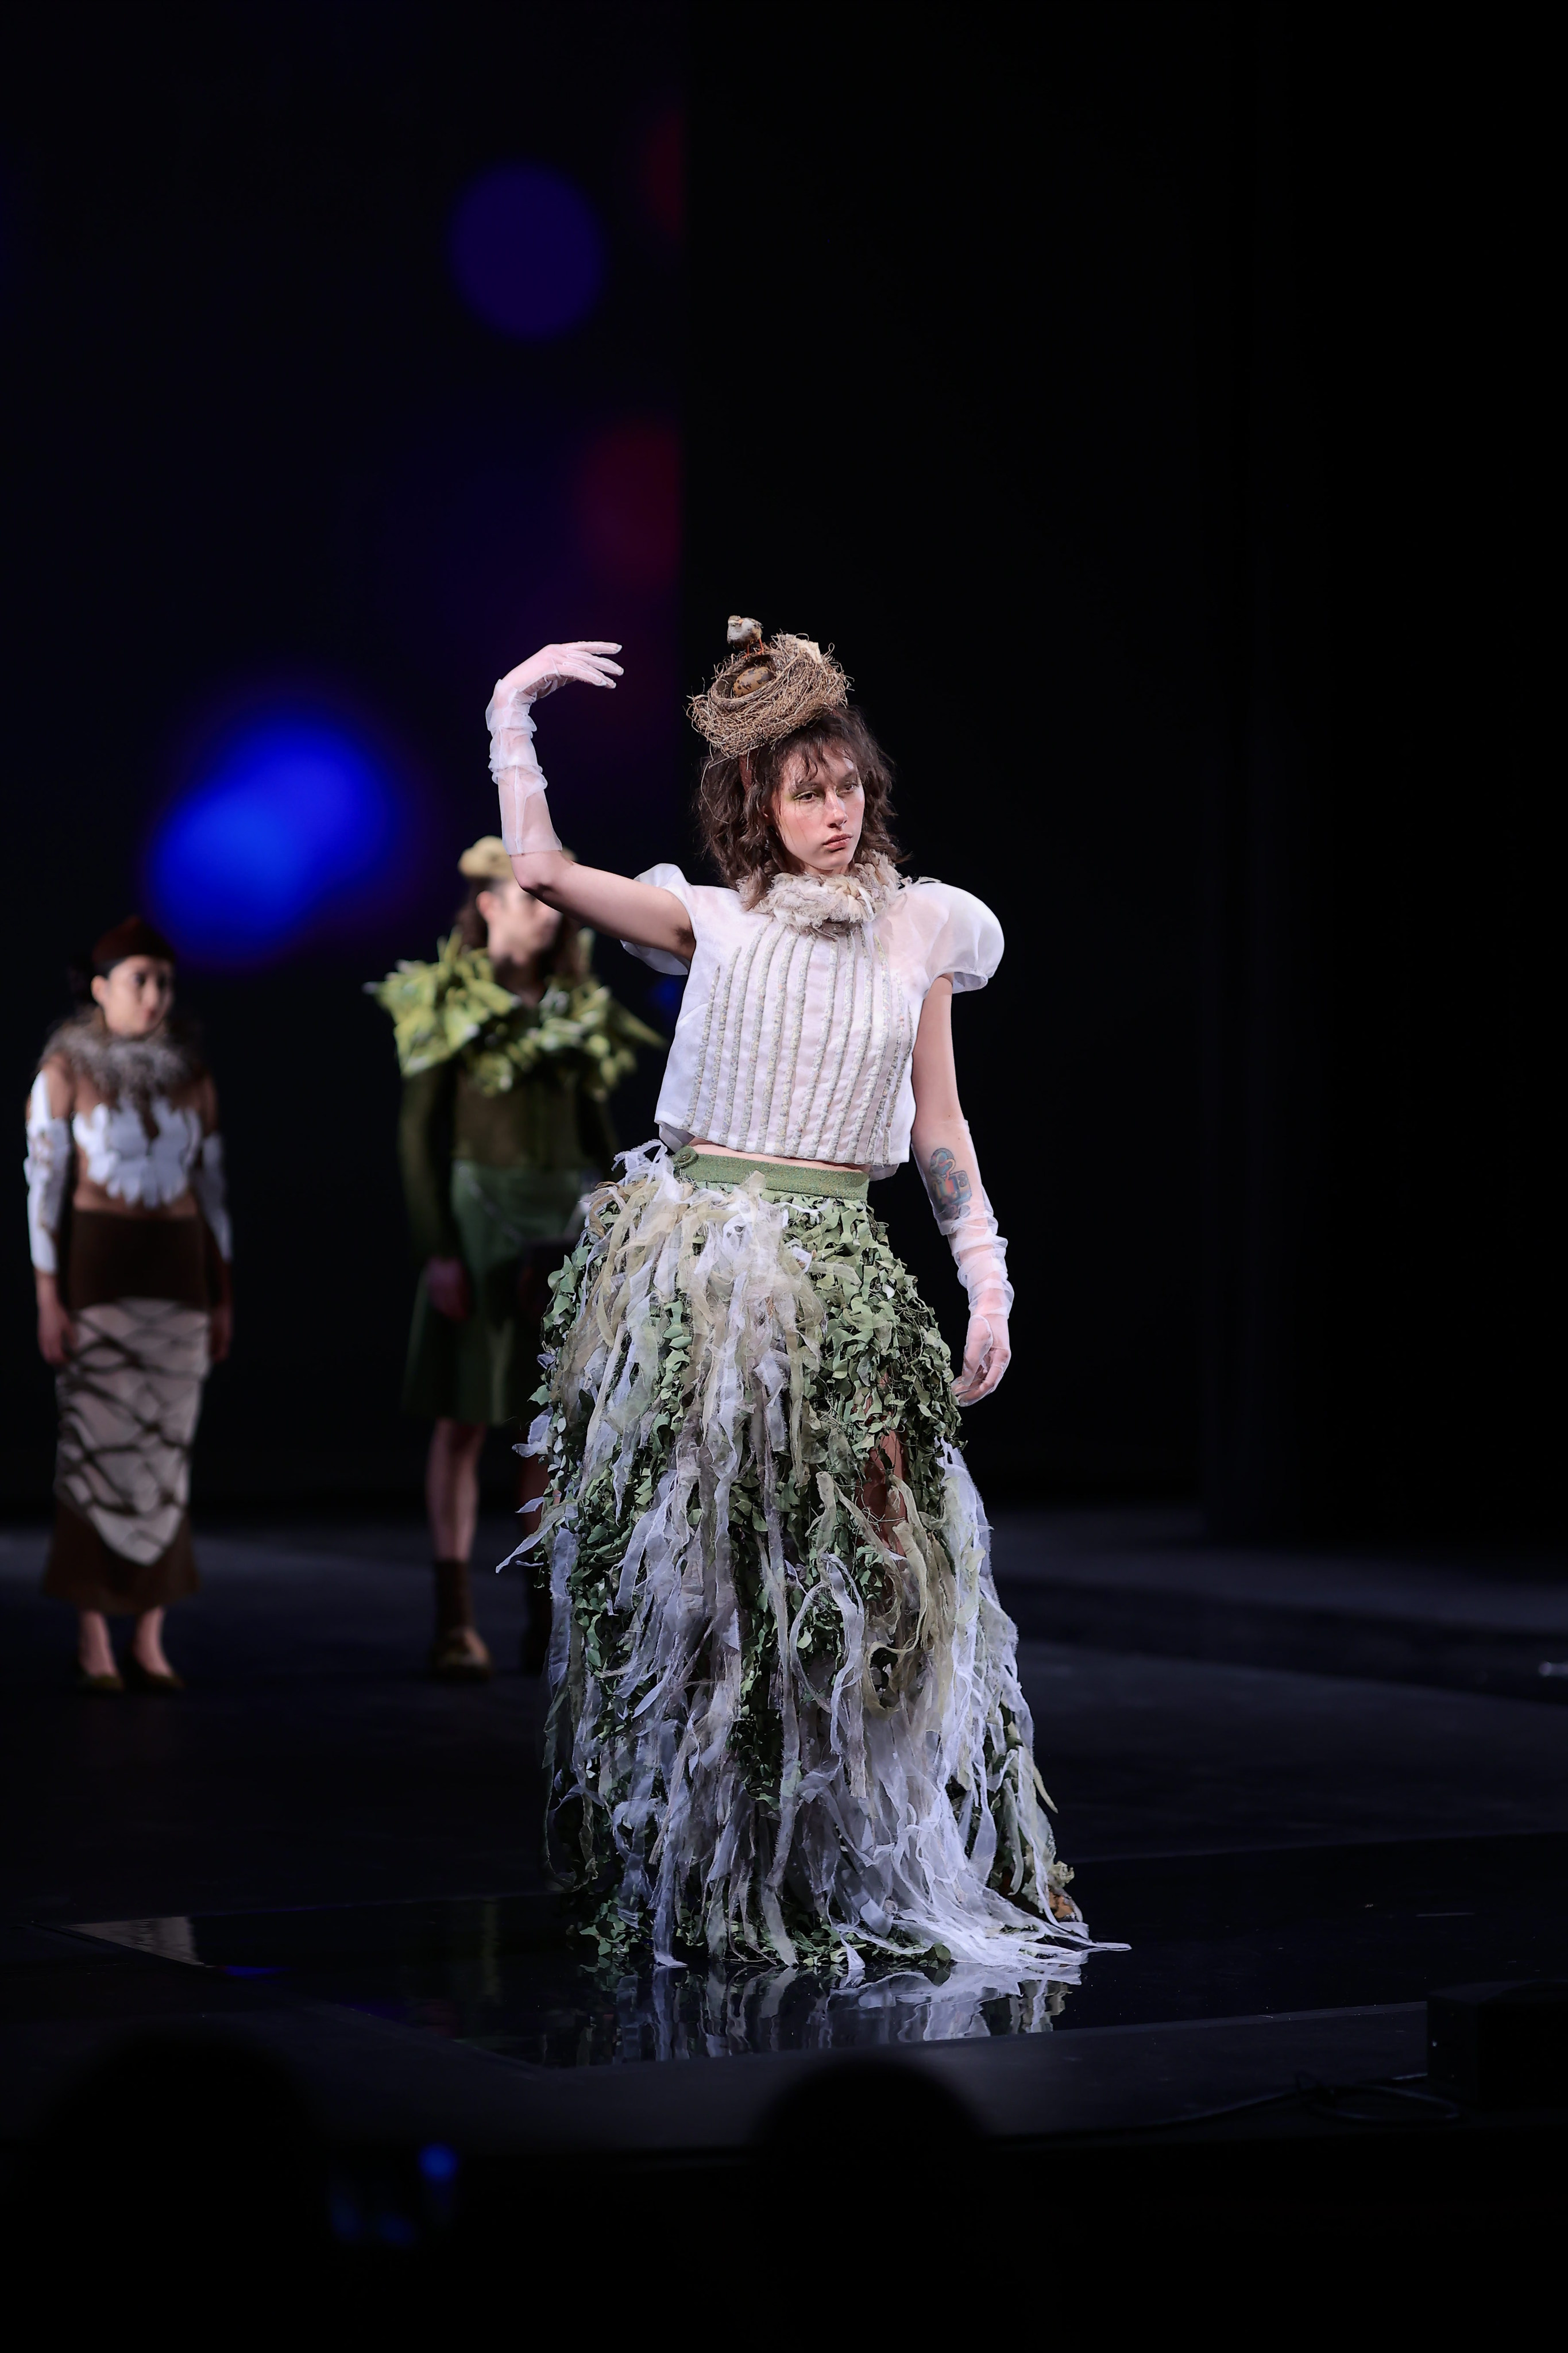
[957, 1283, 1011, 1405]
[922, 1121, 1014, 1405]
[486, 641, 622, 853]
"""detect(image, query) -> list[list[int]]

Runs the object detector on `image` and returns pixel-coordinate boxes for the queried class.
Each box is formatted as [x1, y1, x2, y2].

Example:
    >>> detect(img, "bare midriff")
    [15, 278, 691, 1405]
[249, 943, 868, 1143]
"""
[685, 1139, 870, 1174]
[71, 1181, 199, 1222]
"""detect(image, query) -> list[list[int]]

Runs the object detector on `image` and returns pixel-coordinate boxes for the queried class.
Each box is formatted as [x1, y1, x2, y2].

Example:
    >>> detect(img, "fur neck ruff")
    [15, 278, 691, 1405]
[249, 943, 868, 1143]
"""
[41, 1012, 203, 1104]
[759, 855, 904, 934]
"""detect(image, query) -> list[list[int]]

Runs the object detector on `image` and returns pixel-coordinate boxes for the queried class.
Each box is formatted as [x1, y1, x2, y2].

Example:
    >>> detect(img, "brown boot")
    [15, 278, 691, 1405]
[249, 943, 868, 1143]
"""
[430, 1557, 492, 1681]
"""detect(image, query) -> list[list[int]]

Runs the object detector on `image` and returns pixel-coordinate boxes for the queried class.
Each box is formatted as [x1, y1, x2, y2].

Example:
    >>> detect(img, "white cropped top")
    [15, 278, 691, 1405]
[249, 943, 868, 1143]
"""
[623, 866, 1003, 1178]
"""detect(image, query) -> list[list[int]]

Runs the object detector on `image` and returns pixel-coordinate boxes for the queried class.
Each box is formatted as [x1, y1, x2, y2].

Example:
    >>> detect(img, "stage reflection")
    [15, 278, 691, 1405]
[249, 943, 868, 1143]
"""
[73, 1893, 1077, 2066]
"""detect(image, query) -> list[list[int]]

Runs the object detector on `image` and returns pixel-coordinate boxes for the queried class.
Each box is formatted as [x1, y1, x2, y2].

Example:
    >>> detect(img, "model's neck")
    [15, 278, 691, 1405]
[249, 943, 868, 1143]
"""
[491, 951, 542, 1004]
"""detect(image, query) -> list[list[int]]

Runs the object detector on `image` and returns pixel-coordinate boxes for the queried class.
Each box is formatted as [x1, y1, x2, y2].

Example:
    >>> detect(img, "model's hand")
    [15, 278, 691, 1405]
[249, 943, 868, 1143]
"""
[37, 1284, 78, 1368]
[955, 1308, 1010, 1405]
[208, 1301, 233, 1364]
[489, 641, 623, 716]
[427, 1256, 473, 1322]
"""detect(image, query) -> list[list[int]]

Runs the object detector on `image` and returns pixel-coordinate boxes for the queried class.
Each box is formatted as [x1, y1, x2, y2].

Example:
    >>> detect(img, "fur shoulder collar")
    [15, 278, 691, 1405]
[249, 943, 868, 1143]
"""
[759, 855, 905, 935]
[39, 1012, 204, 1104]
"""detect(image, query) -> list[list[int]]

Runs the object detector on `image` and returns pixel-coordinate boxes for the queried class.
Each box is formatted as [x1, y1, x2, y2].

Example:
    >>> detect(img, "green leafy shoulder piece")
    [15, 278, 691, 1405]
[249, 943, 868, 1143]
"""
[367, 931, 664, 1099]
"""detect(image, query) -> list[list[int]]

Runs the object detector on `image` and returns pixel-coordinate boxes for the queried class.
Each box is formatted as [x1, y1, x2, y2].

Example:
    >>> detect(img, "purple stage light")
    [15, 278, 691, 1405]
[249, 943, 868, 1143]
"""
[449, 164, 605, 341]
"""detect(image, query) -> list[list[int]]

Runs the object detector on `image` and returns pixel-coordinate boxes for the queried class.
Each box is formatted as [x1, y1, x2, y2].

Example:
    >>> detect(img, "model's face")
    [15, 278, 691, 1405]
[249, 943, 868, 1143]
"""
[477, 874, 563, 969]
[91, 956, 174, 1037]
[771, 743, 865, 876]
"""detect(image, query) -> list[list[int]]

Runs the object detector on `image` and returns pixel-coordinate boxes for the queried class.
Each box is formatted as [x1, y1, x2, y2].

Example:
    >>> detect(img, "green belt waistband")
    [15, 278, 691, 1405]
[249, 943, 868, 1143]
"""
[671, 1148, 870, 1201]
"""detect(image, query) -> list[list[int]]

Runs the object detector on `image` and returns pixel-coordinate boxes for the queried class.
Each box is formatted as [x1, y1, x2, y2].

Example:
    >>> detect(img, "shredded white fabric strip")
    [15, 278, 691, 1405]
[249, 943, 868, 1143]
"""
[517, 1147, 1123, 1977]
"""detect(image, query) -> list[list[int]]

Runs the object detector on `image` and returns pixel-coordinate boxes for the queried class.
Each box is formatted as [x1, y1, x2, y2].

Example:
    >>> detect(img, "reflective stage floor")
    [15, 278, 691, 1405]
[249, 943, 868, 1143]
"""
[66, 1826, 1568, 2069]
[3, 1507, 1566, 2269]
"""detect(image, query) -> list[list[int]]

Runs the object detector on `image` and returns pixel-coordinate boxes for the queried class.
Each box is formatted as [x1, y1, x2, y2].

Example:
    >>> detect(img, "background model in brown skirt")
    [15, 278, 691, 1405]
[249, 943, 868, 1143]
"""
[24, 915, 233, 1692]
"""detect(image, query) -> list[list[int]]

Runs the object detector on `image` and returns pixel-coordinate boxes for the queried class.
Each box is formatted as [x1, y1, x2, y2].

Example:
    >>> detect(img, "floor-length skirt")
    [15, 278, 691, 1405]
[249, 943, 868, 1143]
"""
[520, 1145, 1096, 1980]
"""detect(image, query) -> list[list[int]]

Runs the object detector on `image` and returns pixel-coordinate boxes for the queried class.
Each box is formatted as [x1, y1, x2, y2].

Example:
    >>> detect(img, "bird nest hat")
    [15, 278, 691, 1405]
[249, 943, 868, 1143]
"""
[688, 618, 850, 758]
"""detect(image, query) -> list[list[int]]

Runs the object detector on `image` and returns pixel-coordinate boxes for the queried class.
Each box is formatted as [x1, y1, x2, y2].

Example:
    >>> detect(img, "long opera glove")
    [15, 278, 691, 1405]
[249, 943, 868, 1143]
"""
[486, 641, 623, 854]
[924, 1119, 1014, 1402]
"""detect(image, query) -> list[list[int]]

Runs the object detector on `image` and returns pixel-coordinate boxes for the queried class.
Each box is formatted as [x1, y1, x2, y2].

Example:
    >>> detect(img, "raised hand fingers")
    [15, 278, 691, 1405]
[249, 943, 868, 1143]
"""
[492, 643, 624, 705]
[553, 651, 623, 688]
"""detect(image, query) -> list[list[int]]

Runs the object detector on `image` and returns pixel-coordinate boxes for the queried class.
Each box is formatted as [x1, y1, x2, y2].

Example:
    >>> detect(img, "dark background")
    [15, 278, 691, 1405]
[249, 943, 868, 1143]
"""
[2, 6, 1555, 1540]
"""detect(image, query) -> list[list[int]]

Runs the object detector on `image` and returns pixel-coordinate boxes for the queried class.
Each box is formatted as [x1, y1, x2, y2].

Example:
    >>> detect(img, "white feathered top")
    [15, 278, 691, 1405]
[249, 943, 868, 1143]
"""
[623, 862, 1003, 1178]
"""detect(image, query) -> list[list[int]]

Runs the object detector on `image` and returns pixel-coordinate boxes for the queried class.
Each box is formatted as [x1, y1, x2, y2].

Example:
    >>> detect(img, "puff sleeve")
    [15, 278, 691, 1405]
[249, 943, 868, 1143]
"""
[620, 864, 696, 976]
[907, 882, 1004, 994]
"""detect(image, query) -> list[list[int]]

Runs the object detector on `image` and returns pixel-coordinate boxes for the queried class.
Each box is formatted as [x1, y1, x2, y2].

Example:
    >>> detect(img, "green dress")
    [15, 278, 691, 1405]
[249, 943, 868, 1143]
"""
[369, 931, 663, 1428]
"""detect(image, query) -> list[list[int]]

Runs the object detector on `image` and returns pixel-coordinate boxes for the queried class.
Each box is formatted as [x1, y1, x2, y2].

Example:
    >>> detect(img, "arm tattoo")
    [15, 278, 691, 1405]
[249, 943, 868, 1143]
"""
[925, 1146, 972, 1217]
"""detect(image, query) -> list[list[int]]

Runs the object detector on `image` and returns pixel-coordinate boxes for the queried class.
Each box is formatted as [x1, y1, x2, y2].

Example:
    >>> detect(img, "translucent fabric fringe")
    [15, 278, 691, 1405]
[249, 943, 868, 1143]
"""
[597, 1958, 1070, 2063]
[515, 1144, 1109, 1981]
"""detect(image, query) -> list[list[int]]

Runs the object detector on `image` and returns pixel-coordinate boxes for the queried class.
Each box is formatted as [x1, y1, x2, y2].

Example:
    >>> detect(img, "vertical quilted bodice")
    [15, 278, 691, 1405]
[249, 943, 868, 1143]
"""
[677, 917, 917, 1168]
[623, 865, 1005, 1177]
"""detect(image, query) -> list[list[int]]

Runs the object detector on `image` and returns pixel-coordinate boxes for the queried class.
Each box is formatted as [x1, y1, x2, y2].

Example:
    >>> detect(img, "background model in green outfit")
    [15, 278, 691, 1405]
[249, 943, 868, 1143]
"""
[370, 837, 661, 1681]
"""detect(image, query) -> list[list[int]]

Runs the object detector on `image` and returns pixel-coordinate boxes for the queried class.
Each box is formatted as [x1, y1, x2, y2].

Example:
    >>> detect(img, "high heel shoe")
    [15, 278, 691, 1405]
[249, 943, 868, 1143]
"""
[123, 1652, 185, 1692]
[75, 1666, 124, 1694]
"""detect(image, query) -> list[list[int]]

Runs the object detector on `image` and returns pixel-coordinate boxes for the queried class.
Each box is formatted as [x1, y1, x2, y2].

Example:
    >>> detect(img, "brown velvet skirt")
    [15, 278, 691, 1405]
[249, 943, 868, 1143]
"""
[43, 1212, 210, 1615]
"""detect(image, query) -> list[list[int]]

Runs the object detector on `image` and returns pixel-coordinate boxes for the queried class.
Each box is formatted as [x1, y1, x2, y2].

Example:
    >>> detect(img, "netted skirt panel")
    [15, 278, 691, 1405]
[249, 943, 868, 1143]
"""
[521, 1145, 1094, 1977]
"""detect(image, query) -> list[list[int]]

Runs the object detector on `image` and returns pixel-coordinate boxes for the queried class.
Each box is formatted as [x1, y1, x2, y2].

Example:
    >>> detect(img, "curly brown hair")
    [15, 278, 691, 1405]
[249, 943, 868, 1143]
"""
[695, 707, 902, 902]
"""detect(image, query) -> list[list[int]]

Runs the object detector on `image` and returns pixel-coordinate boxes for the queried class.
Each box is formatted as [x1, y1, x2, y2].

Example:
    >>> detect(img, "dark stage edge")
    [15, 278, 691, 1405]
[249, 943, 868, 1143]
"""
[0, 1916, 1429, 2153]
[6, 1826, 1566, 2144]
[5, 1511, 1567, 2275]
[6, 1919, 1567, 2287]
[47, 1826, 1568, 2050]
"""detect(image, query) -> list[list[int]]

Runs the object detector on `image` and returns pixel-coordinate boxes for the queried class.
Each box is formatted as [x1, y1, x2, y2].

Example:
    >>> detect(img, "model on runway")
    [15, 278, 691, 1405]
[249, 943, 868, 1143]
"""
[25, 916, 232, 1691]
[372, 838, 659, 1680]
[486, 624, 1094, 1976]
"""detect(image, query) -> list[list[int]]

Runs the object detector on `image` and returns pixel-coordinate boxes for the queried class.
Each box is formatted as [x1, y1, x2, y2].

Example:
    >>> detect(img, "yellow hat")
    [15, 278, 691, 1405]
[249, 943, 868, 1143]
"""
[457, 836, 513, 883]
[458, 835, 575, 882]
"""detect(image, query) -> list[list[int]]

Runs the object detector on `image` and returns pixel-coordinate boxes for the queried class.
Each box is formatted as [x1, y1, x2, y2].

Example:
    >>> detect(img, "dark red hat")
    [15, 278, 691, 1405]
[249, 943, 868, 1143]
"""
[92, 915, 177, 970]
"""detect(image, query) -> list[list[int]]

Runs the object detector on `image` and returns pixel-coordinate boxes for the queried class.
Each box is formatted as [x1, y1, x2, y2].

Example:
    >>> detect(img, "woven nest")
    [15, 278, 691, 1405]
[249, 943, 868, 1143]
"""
[688, 630, 850, 757]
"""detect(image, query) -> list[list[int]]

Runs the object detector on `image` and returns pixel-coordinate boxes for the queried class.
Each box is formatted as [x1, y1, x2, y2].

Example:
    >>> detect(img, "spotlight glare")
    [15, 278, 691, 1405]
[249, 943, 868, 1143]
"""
[146, 705, 415, 967]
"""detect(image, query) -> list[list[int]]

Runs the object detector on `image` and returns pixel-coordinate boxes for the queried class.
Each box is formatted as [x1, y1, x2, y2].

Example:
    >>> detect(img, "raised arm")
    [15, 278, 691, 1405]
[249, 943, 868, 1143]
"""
[488, 643, 695, 961]
[910, 978, 1013, 1404]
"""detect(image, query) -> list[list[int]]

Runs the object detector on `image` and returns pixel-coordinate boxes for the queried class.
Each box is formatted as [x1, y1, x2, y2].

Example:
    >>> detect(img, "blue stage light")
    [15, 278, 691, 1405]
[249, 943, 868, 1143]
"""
[418, 2143, 459, 2185]
[147, 707, 414, 966]
[449, 163, 604, 340]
